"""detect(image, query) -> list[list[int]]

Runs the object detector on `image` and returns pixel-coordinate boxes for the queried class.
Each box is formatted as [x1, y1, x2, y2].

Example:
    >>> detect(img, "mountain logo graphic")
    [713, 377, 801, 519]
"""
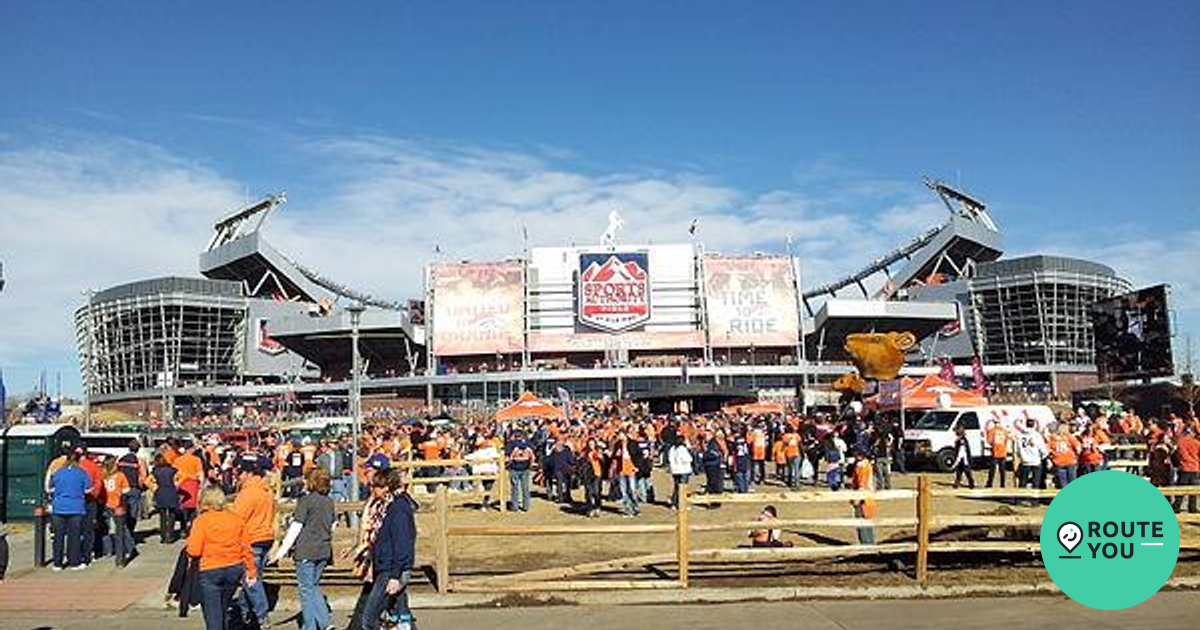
[578, 252, 651, 332]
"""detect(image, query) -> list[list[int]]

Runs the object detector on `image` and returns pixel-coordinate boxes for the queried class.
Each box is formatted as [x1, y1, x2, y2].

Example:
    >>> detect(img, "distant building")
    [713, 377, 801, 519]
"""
[970, 255, 1131, 367]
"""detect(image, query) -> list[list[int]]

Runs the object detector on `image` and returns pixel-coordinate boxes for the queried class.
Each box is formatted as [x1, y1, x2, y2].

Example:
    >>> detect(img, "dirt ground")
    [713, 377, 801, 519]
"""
[351, 470, 1199, 590]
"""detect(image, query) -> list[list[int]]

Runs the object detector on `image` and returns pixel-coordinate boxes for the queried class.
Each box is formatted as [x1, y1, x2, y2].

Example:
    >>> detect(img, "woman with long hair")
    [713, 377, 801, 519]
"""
[273, 468, 336, 630]
[346, 468, 401, 630]
[186, 486, 256, 630]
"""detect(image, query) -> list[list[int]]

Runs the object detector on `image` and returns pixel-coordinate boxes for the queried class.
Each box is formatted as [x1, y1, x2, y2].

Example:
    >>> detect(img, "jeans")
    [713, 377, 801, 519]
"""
[583, 477, 602, 513]
[199, 564, 243, 630]
[105, 507, 135, 563]
[1018, 464, 1043, 490]
[124, 488, 144, 524]
[238, 541, 271, 624]
[826, 467, 842, 491]
[854, 502, 875, 545]
[785, 457, 799, 488]
[637, 476, 653, 504]
[1055, 464, 1077, 489]
[509, 469, 532, 511]
[83, 500, 99, 562]
[753, 460, 766, 485]
[874, 457, 892, 490]
[986, 457, 1008, 488]
[733, 470, 751, 494]
[704, 466, 724, 495]
[51, 513, 84, 568]
[331, 477, 350, 502]
[1174, 471, 1200, 513]
[552, 471, 572, 503]
[620, 475, 641, 515]
[296, 559, 330, 630]
[953, 461, 975, 489]
[361, 572, 412, 630]
[158, 506, 180, 543]
[671, 473, 691, 508]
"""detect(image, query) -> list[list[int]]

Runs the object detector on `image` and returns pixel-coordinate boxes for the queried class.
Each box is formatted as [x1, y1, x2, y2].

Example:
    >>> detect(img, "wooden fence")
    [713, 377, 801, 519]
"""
[433, 477, 1200, 593]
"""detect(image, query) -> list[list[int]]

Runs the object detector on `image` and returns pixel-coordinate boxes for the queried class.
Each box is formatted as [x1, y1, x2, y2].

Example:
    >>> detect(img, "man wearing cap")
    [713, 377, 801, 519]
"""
[231, 453, 276, 628]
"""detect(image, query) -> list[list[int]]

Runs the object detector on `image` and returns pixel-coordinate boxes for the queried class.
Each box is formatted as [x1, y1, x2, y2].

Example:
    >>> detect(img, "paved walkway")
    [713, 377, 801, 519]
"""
[1, 592, 1196, 630]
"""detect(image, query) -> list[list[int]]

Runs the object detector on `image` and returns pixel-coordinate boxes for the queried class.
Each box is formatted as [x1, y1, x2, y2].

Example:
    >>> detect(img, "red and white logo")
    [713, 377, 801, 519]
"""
[257, 318, 286, 355]
[578, 252, 650, 332]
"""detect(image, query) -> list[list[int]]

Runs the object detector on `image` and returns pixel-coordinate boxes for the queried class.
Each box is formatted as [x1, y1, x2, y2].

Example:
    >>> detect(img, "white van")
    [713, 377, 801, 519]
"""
[80, 432, 155, 464]
[902, 405, 1056, 472]
[284, 417, 354, 441]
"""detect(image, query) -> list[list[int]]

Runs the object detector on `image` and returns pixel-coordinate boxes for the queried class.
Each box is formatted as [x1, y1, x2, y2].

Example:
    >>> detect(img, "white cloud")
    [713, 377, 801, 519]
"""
[0, 136, 244, 380]
[18, 130, 1191, 394]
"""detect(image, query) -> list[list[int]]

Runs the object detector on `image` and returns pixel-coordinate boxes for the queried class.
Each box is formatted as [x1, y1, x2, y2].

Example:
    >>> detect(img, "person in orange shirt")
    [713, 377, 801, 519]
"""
[782, 430, 802, 489]
[771, 438, 786, 482]
[849, 452, 877, 545]
[173, 444, 205, 487]
[229, 455, 275, 627]
[1048, 424, 1081, 488]
[750, 427, 768, 484]
[1079, 423, 1109, 475]
[102, 457, 136, 567]
[984, 419, 1010, 488]
[187, 486, 257, 630]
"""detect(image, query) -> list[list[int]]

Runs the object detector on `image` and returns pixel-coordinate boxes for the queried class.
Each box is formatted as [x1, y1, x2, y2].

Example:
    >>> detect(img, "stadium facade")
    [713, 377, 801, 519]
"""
[75, 181, 1133, 421]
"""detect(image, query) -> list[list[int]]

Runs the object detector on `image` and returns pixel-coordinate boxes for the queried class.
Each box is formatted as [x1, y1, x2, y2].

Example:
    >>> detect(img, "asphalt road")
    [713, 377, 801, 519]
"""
[2, 592, 1197, 630]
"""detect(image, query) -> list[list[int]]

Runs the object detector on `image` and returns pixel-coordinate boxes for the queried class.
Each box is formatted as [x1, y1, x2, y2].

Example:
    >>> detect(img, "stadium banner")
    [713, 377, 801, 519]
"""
[578, 251, 651, 332]
[528, 329, 705, 353]
[431, 262, 525, 356]
[704, 256, 800, 347]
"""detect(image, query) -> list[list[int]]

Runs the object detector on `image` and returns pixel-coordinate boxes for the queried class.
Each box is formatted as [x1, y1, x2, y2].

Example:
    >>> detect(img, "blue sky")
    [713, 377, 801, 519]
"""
[1, 1, 1197, 398]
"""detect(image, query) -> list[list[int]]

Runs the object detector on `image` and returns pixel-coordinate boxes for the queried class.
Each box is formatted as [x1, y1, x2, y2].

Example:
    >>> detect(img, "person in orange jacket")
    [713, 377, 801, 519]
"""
[984, 419, 1010, 488]
[187, 486, 257, 630]
[1048, 424, 1081, 488]
[230, 454, 275, 628]
[101, 457, 135, 567]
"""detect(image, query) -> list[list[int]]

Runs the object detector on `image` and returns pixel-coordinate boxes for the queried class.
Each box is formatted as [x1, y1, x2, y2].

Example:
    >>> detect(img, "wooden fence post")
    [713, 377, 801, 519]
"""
[498, 453, 510, 513]
[677, 484, 690, 588]
[435, 484, 451, 593]
[916, 474, 931, 588]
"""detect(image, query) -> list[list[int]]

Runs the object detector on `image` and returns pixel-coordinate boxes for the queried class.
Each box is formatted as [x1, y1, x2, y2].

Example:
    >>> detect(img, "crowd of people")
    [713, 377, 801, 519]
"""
[34, 401, 1200, 629]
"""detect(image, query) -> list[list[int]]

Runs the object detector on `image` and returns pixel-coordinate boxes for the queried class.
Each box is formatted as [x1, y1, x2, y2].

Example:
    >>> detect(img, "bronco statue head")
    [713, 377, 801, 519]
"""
[843, 331, 917, 381]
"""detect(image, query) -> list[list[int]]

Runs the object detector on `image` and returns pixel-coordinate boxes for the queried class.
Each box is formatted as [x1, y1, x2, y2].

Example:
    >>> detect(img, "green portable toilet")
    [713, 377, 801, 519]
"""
[1, 424, 81, 521]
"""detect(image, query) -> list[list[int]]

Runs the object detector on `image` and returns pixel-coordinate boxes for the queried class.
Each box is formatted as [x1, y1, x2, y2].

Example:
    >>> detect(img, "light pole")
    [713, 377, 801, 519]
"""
[347, 302, 366, 503]
[81, 289, 96, 433]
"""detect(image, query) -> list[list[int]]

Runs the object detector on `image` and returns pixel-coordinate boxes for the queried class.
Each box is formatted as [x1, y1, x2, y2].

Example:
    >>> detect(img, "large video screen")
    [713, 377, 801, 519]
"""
[1092, 284, 1173, 382]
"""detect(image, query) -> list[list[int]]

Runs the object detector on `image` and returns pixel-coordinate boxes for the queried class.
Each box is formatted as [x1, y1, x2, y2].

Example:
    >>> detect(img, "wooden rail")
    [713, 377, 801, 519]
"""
[433, 478, 1200, 593]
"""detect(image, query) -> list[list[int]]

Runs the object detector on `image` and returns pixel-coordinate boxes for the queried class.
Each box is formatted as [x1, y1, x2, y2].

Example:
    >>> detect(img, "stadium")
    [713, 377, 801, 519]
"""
[74, 180, 1135, 424]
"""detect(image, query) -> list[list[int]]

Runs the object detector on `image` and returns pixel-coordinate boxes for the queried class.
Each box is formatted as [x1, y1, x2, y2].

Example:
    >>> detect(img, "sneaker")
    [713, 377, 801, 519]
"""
[52, 565, 64, 572]
[69, 564, 87, 571]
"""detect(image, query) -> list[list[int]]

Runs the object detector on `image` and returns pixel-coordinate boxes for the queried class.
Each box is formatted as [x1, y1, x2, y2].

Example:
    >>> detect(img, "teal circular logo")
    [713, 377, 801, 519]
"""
[1041, 470, 1180, 609]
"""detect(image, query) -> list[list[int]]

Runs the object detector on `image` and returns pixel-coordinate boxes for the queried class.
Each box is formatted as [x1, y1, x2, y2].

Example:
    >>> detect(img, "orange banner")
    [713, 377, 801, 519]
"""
[431, 262, 524, 356]
[705, 256, 799, 347]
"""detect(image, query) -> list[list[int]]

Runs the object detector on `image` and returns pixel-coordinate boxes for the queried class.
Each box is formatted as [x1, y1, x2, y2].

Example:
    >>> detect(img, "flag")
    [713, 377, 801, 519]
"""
[971, 355, 987, 393]
[433, 243, 442, 254]
[556, 386, 571, 403]
[937, 357, 955, 382]
[688, 218, 697, 235]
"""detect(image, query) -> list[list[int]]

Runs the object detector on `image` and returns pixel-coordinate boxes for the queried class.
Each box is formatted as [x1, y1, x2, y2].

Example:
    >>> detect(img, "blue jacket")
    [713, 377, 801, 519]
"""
[372, 494, 417, 581]
[51, 465, 90, 515]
